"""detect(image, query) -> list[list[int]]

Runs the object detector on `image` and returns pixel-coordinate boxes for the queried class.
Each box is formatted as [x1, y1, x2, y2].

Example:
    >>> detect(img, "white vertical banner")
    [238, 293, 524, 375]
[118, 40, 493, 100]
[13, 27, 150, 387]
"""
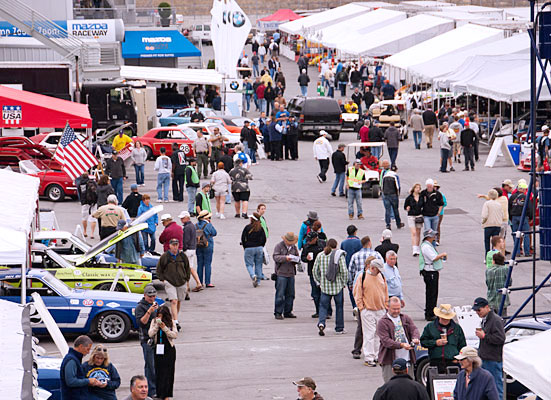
[210, 0, 252, 79]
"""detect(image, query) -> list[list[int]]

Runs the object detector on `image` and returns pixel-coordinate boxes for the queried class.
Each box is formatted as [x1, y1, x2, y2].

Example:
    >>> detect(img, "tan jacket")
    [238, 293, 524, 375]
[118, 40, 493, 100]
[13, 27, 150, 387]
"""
[497, 195, 509, 222]
[353, 270, 388, 311]
[148, 318, 178, 346]
[481, 199, 504, 228]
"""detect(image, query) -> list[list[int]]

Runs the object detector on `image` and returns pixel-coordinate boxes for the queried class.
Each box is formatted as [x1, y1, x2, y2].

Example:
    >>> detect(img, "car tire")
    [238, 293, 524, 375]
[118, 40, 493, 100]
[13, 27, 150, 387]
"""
[96, 311, 131, 342]
[46, 184, 65, 202]
[371, 184, 381, 198]
[415, 358, 430, 386]
[144, 146, 153, 160]
[331, 133, 340, 141]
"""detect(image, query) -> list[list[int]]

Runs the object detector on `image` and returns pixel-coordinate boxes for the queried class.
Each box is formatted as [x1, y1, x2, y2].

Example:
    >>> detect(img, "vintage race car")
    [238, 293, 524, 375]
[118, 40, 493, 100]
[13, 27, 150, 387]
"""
[135, 126, 197, 159]
[159, 107, 217, 126]
[0, 268, 163, 342]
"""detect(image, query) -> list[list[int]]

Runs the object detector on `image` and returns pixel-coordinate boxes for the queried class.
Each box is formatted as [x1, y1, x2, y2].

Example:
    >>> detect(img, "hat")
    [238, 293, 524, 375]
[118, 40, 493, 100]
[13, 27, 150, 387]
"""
[117, 220, 127, 229]
[282, 232, 299, 244]
[160, 213, 172, 221]
[354, 159, 362, 164]
[433, 304, 457, 320]
[111, 150, 118, 155]
[502, 179, 513, 187]
[543, 125, 550, 132]
[198, 210, 212, 220]
[423, 228, 437, 239]
[472, 297, 489, 311]
[517, 180, 528, 189]
[433, 179, 440, 188]
[202, 183, 211, 189]
[188, 157, 197, 163]
[130, 183, 138, 190]
[144, 284, 157, 296]
[293, 377, 316, 390]
[307, 211, 319, 221]
[169, 238, 180, 245]
[455, 346, 479, 360]
[381, 229, 392, 240]
[178, 211, 190, 219]
[392, 358, 408, 371]
[306, 231, 319, 241]
[319, 130, 329, 136]
[425, 178, 434, 186]
[370, 258, 384, 270]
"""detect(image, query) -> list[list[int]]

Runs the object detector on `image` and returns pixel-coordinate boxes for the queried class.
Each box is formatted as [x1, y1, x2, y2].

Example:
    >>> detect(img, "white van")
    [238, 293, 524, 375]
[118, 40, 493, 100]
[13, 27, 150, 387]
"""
[190, 24, 211, 43]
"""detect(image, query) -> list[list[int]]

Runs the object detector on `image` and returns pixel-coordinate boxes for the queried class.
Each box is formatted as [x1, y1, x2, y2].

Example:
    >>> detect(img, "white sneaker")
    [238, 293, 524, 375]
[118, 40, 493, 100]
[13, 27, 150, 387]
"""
[220, 214, 226, 219]
[335, 329, 347, 335]
[215, 212, 220, 218]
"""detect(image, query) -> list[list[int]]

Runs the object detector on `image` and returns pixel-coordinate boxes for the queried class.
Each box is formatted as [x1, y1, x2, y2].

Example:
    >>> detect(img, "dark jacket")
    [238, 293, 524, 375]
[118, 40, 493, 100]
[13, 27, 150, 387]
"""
[245, 128, 259, 150]
[273, 240, 299, 277]
[220, 154, 234, 172]
[352, 92, 363, 107]
[156, 250, 191, 287]
[331, 150, 348, 173]
[454, 367, 499, 400]
[478, 311, 505, 362]
[122, 192, 142, 218]
[508, 191, 533, 219]
[364, 91, 375, 108]
[105, 157, 126, 179]
[171, 149, 187, 175]
[96, 184, 115, 207]
[135, 297, 157, 342]
[422, 110, 438, 126]
[82, 361, 121, 400]
[298, 73, 310, 87]
[375, 240, 399, 261]
[77, 175, 91, 206]
[460, 128, 476, 147]
[384, 127, 400, 148]
[420, 319, 467, 362]
[376, 313, 419, 366]
[60, 348, 89, 399]
[369, 126, 384, 142]
[382, 173, 400, 196]
[350, 70, 361, 83]
[301, 237, 326, 276]
[421, 189, 444, 217]
[340, 236, 362, 267]
[404, 194, 424, 216]
[373, 374, 429, 400]
[182, 220, 197, 251]
[241, 224, 267, 248]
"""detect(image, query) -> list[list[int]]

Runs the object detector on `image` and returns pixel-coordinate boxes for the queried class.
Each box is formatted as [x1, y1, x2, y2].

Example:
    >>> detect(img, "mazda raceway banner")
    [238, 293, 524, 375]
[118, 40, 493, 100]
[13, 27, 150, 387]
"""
[0, 20, 118, 42]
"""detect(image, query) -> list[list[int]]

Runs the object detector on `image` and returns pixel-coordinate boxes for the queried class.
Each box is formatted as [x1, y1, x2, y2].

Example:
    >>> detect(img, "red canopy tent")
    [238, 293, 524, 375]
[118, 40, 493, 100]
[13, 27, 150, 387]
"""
[0, 85, 92, 129]
[258, 9, 302, 30]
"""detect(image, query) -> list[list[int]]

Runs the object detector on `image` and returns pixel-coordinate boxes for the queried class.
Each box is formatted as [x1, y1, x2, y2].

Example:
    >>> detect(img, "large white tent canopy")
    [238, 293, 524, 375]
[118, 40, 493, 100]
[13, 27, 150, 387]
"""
[504, 329, 551, 400]
[408, 33, 529, 82]
[384, 24, 504, 75]
[0, 169, 39, 236]
[316, 8, 407, 48]
[0, 228, 28, 265]
[120, 65, 224, 86]
[338, 14, 454, 57]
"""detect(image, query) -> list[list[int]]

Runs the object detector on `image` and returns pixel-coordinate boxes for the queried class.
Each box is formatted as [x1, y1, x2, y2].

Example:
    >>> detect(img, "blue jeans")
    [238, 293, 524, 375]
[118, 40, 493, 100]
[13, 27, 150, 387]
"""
[383, 194, 401, 226]
[111, 177, 123, 204]
[424, 215, 439, 232]
[274, 275, 295, 316]
[248, 148, 257, 164]
[140, 341, 156, 397]
[371, 145, 381, 159]
[186, 186, 197, 214]
[252, 64, 259, 77]
[134, 164, 145, 185]
[260, 54, 265, 63]
[482, 360, 503, 400]
[440, 148, 450, 172]
[388, 147, 398, 168]
[348, 285, 357, 309]
[269, 68, 275, 78]
[225, 183, 231, 204]
[197, 246, 214, 285]
[266, 100, 275, 116]
[244, 246, 263, 279]
[244, 95, 251, 111]
[300, 86, 308, 96]
[309, 275, 332, 316]
[348, 188, 363, 216]
[381, 194, 395, 220]
[413, 130, 422, 149]
[156, 173, 170, 201]
[141, 231, 155, 253]
[511, 215, 530, 255]
[328, 86, 334, 98]
[259, 98, 266, 113]
[319, 290, 344, 332]
[331, 172, 345, 195]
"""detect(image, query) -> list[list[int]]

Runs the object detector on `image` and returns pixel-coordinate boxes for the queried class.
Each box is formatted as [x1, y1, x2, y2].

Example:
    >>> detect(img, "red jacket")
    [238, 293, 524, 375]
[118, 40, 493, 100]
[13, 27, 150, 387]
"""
[376, 313, 420, 366]
[159, 221, 183, 252]
[359, 126, 370, 142]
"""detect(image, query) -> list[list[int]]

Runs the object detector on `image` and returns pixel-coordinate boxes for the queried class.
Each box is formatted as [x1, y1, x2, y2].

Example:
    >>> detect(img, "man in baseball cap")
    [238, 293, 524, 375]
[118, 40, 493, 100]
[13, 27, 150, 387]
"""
[419, 228, 447, 321]
[372, 358, 428, 399]
[293, 377, 323, 400]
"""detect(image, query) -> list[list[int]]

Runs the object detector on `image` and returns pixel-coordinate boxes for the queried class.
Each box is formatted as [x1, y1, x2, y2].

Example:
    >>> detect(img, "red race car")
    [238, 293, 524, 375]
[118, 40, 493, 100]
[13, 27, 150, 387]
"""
[134, 127, 197, 159]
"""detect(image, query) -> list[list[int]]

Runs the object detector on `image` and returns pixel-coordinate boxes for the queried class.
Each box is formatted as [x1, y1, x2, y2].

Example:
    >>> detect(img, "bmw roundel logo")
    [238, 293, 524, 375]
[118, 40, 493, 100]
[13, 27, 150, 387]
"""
[232, 11, 245, 28]
[229, 81, 240, 91]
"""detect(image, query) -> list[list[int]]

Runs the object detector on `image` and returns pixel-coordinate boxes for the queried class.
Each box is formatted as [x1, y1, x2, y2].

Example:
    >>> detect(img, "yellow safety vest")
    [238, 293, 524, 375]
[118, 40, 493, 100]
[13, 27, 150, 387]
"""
[347, 167, 365, 189]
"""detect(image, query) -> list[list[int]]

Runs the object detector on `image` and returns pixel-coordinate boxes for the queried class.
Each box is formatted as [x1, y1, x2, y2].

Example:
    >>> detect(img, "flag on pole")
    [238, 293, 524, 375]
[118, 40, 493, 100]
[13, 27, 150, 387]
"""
[54, 123, 98, 181]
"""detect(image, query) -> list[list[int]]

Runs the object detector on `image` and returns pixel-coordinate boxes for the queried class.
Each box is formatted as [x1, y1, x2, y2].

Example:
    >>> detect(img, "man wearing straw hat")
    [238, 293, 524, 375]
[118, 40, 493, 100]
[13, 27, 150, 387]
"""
[273, 232, 300, 320]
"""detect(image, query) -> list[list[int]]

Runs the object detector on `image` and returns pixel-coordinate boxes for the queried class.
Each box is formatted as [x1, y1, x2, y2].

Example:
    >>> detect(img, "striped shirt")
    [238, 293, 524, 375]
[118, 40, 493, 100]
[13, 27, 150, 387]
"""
[347, 248, 383, 286]
[486, 264, 511, 310]
[313, 251, 348, 296]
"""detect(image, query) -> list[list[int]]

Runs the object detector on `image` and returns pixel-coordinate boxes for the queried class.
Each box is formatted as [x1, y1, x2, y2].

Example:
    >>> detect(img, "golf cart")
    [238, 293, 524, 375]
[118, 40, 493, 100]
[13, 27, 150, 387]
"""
[369, 99, 408, 140]
[345, 142, 384, 198]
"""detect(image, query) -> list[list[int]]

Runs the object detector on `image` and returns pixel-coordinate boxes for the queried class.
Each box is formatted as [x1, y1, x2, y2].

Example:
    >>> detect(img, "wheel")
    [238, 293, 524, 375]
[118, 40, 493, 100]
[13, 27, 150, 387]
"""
[415, 358, 430, 386]
[144, 146, 153, 160]
[331, 133, 340, 141]
[96, 311, 131, 342]
[96, 282, 125, 292]
[371, 184, 381, 198]
[46, 184, 65, 202]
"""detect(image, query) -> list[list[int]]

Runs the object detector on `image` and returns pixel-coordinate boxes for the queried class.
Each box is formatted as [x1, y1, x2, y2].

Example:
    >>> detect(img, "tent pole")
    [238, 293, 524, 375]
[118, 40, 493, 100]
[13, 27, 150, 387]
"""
[477, 96, 479, 118]
[511, 102, 514, 136]
[487, 97, 491, 137]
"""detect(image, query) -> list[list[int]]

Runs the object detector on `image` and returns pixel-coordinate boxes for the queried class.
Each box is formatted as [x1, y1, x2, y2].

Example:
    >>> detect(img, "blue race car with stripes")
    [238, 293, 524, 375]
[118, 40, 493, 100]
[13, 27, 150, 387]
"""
[0, 268, 163, 342]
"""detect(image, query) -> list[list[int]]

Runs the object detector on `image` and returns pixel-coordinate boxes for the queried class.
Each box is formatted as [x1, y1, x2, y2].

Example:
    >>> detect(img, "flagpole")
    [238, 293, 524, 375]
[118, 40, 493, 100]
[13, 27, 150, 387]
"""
[52, 121, 70, 161]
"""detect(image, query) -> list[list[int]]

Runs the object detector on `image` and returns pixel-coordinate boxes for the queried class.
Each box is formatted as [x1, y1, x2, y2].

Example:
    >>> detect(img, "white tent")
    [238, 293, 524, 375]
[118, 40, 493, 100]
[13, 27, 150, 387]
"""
[504, 329, 551, 400]
[408, 33, 529, 82]
[338, 14, 454, 57]
[0, 227, 28, 265]
[120, 65, 224, 86]
[426, 10, 499, 26]
[400, 1, 455, 8]
[316, 8, 407, 48]
[0, 168, 40, 235]
[384, 24, 504, 83]
[279, 3, 374, 35]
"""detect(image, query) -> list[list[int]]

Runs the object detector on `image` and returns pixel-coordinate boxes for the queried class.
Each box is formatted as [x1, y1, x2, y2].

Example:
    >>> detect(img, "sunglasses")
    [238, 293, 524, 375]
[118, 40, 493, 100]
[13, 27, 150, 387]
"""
[95, 347, 108, 353]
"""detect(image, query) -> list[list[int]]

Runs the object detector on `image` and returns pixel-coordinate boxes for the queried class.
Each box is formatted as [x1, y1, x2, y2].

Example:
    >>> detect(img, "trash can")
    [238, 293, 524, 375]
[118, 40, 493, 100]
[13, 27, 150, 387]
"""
[508, 144, 521, 165]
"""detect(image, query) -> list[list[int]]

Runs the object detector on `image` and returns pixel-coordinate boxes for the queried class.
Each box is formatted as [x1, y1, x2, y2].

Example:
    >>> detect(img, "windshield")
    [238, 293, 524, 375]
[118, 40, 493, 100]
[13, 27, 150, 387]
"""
[230, 117, 250, 126]
[42, 271, 72, 296]
[45, 249, 75, 268]
[19, 159, 49, 173]
[206, 125, 231, 135]
[181, 127, 198, 140]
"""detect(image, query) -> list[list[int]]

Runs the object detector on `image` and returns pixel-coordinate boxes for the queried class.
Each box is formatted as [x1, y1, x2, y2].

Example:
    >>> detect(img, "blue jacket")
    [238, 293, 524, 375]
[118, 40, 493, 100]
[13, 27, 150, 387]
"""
[454, 367, 499, 400]
[196, 220, 217, 248]
[82, 362, 121, 400]
[268, 122, 282, 142]
[297, 219, 324, 250]
[60, 348, 89, 400]
[340, 236, 362, 266]
[137, 201, 158, 233]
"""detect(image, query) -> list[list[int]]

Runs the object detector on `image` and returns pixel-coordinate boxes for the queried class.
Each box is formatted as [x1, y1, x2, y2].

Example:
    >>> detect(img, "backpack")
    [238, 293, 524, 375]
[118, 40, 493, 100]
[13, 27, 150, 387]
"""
[337, 71, 348, 83]
[196, 222, 209, 248]
[85, 180, 98, 205]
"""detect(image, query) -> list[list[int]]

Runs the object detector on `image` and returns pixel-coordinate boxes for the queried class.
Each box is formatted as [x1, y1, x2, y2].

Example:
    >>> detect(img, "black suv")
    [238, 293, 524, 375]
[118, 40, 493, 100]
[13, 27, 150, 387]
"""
[287, 96, 342, 140]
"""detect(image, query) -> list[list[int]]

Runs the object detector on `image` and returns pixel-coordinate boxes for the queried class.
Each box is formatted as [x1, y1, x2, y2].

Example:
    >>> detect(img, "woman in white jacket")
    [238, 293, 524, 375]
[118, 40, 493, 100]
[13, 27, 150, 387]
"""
[210, 162, 232, 219]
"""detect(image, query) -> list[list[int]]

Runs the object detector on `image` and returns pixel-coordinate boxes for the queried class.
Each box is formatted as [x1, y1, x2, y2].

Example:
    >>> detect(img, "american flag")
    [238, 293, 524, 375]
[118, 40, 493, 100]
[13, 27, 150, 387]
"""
[54, 123, 98, 180]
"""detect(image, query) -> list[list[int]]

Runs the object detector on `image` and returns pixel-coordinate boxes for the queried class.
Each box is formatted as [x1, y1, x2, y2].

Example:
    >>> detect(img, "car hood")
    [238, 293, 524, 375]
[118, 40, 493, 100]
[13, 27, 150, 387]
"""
[70, 288, 144, 303]
[73, 223, 148, 266]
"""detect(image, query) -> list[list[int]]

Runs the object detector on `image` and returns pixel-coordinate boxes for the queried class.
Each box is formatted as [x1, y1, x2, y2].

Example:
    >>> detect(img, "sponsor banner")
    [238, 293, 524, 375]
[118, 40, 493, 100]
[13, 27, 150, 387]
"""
[0, 20, 118, 42]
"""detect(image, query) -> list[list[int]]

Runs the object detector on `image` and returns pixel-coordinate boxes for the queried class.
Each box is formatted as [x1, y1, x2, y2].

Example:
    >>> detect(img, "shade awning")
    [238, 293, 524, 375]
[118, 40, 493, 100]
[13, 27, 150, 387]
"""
[0, 168, 40, 236]
[120, 65, 223, 86]
[122, 30, 201, 59]
[0, 85, 91, 129]
[259, 9, 302, 22]
[0, 227, 28, 264]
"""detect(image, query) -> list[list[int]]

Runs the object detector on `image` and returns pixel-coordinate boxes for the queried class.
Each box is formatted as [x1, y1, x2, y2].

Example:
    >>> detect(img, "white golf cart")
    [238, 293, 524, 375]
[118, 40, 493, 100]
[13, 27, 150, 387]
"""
[369, 99, 408, 140]
[345, 142, 385, 198]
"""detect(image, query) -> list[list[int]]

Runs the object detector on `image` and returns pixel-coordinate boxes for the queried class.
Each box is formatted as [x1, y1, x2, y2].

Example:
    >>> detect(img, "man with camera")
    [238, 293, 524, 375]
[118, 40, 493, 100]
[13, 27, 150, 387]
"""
[135, 284, 159, 398]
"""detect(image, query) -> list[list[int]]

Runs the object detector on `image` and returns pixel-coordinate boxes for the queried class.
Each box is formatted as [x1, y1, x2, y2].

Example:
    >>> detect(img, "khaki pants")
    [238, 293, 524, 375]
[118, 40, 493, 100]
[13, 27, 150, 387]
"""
[424, 125, 436, 147]
[361, 308, 386, 362]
